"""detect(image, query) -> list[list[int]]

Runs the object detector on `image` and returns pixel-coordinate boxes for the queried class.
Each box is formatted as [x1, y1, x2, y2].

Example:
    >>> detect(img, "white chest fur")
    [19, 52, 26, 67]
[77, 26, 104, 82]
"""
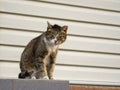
[44, 37, 58, 52]
[43, 37, 58, 65]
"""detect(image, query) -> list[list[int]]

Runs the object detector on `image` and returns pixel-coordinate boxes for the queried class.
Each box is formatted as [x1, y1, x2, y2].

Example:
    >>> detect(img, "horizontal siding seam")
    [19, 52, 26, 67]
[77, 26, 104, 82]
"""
[1, 27, 120, 41]
[34, 0, 120, 13]
[0, 11, 120, 27]
[0, 60, 120, 70]
[1, 44, 120, 56]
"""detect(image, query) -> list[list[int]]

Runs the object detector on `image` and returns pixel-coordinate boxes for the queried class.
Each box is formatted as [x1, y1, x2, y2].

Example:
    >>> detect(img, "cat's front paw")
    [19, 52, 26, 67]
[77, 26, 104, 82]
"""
[50, 77, 54, 80]
[39, 76, 49, 80]
[31, 76, 36, 79]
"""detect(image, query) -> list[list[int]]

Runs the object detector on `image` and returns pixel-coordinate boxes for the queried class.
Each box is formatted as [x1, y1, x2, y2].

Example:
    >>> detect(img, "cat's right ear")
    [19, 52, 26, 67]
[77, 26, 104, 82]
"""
[47, 21, 52, 29]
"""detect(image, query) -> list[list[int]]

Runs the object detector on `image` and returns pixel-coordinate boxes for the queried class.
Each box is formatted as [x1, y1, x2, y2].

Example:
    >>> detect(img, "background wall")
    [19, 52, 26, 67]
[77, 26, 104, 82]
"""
[0, 0, 120, 85]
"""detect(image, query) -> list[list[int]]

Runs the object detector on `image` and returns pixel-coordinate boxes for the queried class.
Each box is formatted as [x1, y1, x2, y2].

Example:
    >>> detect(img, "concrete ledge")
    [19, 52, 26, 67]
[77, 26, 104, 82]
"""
[0, 79, 69, 90]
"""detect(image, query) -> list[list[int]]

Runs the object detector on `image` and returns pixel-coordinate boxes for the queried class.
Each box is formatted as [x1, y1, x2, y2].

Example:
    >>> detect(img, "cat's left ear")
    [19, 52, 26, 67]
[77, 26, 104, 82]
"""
[47, 21, 52, 29]
[62, 25, 68, 32]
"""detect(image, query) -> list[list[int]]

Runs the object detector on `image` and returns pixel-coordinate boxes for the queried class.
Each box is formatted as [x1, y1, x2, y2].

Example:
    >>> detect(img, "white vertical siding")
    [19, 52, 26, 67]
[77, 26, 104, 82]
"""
[0, 0, 120, 85]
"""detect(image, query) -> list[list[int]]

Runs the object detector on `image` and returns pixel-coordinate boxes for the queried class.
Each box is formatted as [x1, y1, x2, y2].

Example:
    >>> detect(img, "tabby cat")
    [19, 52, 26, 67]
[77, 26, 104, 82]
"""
[18, 22, 68, 79]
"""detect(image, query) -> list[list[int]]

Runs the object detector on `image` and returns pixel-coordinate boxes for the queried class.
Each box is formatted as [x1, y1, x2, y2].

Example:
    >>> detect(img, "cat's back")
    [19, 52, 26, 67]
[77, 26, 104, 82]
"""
[21, 35, 42, 60]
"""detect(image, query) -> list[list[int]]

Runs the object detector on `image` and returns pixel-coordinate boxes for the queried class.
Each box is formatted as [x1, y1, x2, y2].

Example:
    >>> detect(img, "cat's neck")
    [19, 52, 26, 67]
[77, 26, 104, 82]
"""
[43, 37, 58, 52]
[43, 36, 58, 46]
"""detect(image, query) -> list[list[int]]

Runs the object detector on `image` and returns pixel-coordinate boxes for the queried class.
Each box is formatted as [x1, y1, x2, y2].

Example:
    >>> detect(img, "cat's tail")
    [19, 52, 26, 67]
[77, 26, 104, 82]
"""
[18, 71, 30, 79]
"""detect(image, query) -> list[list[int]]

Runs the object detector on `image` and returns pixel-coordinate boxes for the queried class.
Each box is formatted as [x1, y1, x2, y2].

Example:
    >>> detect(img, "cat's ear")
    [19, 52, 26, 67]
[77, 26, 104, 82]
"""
[62, 25, 68, 32]
[47, 21, 52, 29]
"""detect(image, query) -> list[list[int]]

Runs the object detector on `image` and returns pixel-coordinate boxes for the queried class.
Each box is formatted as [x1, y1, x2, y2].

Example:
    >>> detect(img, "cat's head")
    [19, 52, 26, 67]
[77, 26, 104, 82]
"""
[45, 22, 68, 45]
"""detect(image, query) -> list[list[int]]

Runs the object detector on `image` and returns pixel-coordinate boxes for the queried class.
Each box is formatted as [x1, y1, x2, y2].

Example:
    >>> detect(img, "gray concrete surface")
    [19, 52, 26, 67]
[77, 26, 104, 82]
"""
[0, 79, 69, 90]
